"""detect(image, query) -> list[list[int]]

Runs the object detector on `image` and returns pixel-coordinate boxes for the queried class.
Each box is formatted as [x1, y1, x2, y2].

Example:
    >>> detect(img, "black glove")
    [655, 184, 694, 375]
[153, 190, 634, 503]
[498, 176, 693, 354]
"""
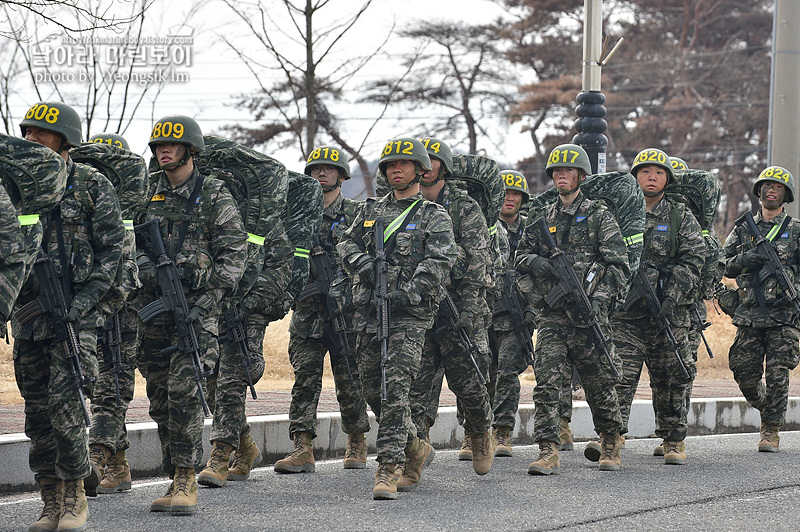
[527, 254, 557, 280]
[523, 310, 537, 328]
[453, 311, 474, 336]
[737, 250, 766, 270]
[187, 305, 206, 325]
[589, 299, 604, 319]
[63, 307, 81, 324]
[354, 255, 374, 285]
[656, 297, 675, 321]
[385, 289, 411, 310]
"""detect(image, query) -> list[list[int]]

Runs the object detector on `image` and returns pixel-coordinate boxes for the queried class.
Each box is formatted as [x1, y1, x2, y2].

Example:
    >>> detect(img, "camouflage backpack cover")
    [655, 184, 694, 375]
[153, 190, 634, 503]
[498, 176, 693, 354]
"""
[282, 171, 323, 311]
[450, 154, 505, 226]
[525, 171, 646, 275]
[667, 169, 721, 232]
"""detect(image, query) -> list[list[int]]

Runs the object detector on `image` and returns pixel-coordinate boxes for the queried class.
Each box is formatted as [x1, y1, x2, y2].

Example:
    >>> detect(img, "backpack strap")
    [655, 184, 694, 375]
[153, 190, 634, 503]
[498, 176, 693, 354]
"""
[174, 173, 206, 256]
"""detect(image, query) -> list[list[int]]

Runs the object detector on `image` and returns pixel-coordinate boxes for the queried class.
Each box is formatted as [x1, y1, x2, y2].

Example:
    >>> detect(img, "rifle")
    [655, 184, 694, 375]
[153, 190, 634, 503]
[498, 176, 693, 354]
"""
[439, 291, 487, 385]
[219, 303, 257, 399]
[374, 216, 390, 402]
[99, 312, 128, 406]
[734, 210, 800, 322]
[33, 248, 93, 426]
[134, 218, 211, 417]
[622, 267, 691, 380]
[688, 301, 714, 358]
[535, 217, 620, 380]
[298, 243, 355, 385]
[494, 270, 535, 367]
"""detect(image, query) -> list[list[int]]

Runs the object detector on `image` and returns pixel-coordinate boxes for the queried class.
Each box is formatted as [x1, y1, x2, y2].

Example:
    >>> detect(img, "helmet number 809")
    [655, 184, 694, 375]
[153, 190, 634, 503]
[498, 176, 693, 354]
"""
[150, 122, 185, 141]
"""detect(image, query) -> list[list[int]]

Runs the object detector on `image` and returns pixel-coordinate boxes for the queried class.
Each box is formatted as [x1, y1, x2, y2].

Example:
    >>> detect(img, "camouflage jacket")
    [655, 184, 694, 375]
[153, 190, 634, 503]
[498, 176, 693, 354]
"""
[290, 193, 360, 338]
[723, 210, 800, 328]
[514, 190, 630, 327]
[242, 218, 294, 321]
[492, 213, 529, 332]
[12, 159, 125, 340]
[615, 196, 705, 326]
[134, 167, 247, 331]
[486, 219, 507, 312]
[436, 182, 491, 319]
[0, 186, 35, 326]
[699, 228, 724, 301]
[337, 191, 456, 332]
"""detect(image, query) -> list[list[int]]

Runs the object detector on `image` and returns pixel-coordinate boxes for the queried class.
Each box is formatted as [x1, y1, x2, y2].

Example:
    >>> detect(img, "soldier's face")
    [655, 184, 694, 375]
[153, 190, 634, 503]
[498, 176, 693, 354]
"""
[154, 142, 187, 168]
[309, 165, 341, 188]
[501, 190, 523, 216]
[423, 159, 442, 184]
[552, 167, 580, 193]
[24, 126, 63, 153]
[636, 165, 668, 195]
[760, 182, 786, 210]
[385, 159, 417, 188]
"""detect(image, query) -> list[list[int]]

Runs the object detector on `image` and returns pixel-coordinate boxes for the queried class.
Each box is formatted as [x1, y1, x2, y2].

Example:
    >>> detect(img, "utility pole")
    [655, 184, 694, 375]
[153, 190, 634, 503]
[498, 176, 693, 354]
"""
[769, 0, 800, 217]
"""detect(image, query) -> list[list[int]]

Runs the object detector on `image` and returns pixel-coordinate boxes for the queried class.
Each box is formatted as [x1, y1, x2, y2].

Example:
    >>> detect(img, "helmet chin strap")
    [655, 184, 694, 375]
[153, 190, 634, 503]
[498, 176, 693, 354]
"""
[321, 181, 340, 193]
[643, 188, 664, 198]
[391, 175, 420, 191]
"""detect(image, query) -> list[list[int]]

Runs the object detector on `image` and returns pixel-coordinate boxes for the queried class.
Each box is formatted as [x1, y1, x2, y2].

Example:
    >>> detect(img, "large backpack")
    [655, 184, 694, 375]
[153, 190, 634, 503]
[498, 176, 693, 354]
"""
[450, 154, 505, 226]
[667, 169, 721, 233]
[282, 171, 324, 311]
[525, 171, 647, 275]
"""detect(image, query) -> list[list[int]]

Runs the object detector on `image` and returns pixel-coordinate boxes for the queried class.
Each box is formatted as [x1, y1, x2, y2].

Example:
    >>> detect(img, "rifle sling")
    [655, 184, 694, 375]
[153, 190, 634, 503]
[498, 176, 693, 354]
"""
[173, 174, 205, 258]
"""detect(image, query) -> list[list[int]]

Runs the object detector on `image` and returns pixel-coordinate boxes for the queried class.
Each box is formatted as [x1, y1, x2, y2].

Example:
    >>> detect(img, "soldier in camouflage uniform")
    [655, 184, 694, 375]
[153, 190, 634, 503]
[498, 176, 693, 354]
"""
[487, 170, 532, 457]
[14, 101, 124, 531]
[134, 115, 247, 514]
[407, 137, 495, 473]
[611, 149, 704, 465]
[338, 137, 456, 500]
[722, 165, 800, 453]
[515, 144, 629, 474]
[271, 146, 371, 475]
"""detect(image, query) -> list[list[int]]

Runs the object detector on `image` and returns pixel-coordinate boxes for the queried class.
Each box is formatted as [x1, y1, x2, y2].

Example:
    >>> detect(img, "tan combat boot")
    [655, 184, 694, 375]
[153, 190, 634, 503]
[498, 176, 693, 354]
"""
[457, 433, 472, 461]
[397, 437, 435, 492]
[58, 478, 87, 532]
[228, 433, 262, 481]
[372, 463, 399, 500]
[98, 450, 132, 494]
[469, 430, 494, 475]
[597, 433, 622, 471]
[343, 433, 368, 470]
[653, 440, 665, 456]
[274, 432, 315, 473]
[29, 477, 62, 532]
[758, 423, 780, 452]
[85, 444, 111, 497]
[492, 426, 513, 457]
[528, 440, 560, 475]
[663, 440, 687, 465]
[558, 418, 574, 451]
[170, 467, 198, 515]
[198, 440, 235, 487]
[150, 479, 174, 513]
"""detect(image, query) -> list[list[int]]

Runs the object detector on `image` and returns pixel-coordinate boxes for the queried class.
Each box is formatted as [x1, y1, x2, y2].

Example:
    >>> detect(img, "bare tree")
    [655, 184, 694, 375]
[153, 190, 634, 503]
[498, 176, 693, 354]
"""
[0, 0, 151, 38]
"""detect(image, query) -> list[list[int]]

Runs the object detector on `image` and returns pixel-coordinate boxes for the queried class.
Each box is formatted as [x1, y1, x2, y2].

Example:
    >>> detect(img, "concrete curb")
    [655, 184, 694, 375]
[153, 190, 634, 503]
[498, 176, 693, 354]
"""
[2, 397, 798, 494]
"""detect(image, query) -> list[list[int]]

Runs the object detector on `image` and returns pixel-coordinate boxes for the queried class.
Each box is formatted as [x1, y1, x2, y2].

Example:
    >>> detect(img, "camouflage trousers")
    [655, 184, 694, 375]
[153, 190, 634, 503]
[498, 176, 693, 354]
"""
[487, 327, 529, 430]
[613, 317, 696, 441]
[285, 331, 370, 439]
[89, 308, 141, 452]
[533, 320, 622, 444]
[207, 311, 269, 447]
[13, 330, 98, 482]
[728, 325, 800, 427]
[409, 322, 492, 438]
[138, 313, 219, 475]
[356, 324, 425, 464]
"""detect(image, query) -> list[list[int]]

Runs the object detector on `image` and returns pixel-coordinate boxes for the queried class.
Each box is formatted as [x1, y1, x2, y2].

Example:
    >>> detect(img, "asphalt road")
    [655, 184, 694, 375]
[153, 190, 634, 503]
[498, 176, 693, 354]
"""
[2, 432, 799, 532]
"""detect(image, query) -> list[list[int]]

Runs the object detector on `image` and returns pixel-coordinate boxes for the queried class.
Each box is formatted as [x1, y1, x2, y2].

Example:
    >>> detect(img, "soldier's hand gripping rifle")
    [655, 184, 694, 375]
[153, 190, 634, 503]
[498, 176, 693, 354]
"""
[535, 217, 620, 380]
[374, 216, 391, 402]
[735, 210, 800, 322]
[298, 243, 355, 386]
[134, 219, 211, 416]
[494, 270, 535, 366]
[622, 267, 691, 380]
[100, 312, 128, 406]
[688, 301, 714, 358]
[33, 248, 93, 426]
[220, 303, 257, 399]
[440, 291, 487, 385]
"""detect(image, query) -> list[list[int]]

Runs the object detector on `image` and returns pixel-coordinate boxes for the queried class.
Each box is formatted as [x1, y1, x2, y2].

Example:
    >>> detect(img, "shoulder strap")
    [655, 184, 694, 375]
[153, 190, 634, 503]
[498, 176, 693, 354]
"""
[767, 215, 792, 242]
[384, 199, 423, 256]
[174, 174, 206, 256]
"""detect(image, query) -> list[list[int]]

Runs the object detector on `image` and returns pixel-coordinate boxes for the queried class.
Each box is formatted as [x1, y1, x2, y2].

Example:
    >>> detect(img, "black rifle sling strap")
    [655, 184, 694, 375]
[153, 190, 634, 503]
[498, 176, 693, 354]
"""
[383, 199, 424, 256]
[52, 164, 77, 306]
[173, 173, 205, 257]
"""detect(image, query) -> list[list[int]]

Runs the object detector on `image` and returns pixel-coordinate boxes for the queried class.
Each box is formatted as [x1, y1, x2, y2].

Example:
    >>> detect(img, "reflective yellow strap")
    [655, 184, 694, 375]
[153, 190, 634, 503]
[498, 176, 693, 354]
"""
[384, 199, 421, 242]
[766, 224, 781, 242]
[294, 247, 310, 258]
[123, 219, 134, 231]
[487, 223, 498, 236]
[247, 233, 265, 246]
[624, 232, 644, 246]
[18, 214, 40, 226]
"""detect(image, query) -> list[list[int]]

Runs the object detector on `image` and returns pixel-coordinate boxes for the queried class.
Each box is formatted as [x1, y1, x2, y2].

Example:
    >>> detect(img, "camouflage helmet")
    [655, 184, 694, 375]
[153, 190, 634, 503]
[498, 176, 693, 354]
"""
[148, 114, 204, 153]
[420, 137, 453, 176]
[631, 148, 674, 184]
[19, 101, 82, 148]
[546, 144, 592, 178]
[670, 157, 688, 172]
[305, 145, 350, 179]
[753, 165, 795, 204]
[379, 137, 431, 175]
[501, 169, 530, 203]
[89, 132, 129, 151]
